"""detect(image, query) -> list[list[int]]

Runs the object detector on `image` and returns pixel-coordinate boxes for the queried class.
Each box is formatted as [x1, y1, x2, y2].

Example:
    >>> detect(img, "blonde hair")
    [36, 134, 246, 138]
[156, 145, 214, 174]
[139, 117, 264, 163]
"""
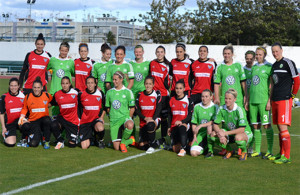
[225, 88, 238, 99]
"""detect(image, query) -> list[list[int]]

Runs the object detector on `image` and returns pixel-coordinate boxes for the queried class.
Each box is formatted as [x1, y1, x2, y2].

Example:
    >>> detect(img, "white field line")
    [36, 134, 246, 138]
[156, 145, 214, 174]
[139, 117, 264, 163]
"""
[1, 149, 161, 195]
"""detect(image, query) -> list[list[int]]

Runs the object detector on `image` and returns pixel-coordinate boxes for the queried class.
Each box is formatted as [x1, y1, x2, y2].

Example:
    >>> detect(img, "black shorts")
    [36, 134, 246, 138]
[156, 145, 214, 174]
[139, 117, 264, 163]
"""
[79, 119, 103, 141]
[57, 115, 78, 143]
[160, 96, 170, 119]
[4, 119, 19, 138]
[170, 127, 186, 146]
[139, 120, 160, 143]
[190, 93, 202, 105]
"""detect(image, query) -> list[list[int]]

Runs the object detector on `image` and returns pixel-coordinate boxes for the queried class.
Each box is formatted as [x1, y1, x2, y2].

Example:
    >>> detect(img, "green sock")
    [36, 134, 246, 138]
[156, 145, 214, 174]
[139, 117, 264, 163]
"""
[248, 125, 255, 148]
[124, 138, 133, 146]
[236, 140, 247, 153]
[132, 124, 136, 139]
[207, 135, 214, 153]
[121, 128, 132, 144]
[254, 129, 262, 153]
[225, 144, 233, 152]
[266, 127, 274, 154]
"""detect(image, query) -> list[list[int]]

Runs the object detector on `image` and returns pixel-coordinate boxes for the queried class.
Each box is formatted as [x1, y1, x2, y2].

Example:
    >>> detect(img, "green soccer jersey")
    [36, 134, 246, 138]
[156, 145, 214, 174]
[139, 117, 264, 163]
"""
[105, 61, 134, 88]
[47, 57, 75, 95]
[191, 102, 218, 132]
[130, 59, 150, 98]
[243, 66, 252, 95]
[92, 59, 113, 93]
[105, 86, 135, 123]
[249, 61, 272, 104]
[214, 103, 251, 134]
[214, 62, 246, 106]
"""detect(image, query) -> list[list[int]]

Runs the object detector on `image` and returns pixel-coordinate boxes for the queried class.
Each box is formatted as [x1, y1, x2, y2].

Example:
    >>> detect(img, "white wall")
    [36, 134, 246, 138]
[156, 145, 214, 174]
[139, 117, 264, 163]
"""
[0, 42, 299, 68]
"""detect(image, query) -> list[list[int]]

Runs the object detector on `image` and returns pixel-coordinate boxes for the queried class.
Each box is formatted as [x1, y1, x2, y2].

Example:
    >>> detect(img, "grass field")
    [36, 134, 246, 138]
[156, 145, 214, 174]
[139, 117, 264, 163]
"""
[0, 77, 300, 194]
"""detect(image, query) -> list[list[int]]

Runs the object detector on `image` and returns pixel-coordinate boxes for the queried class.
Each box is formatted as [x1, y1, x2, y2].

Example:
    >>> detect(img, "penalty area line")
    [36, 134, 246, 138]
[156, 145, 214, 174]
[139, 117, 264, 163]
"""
[1, 149, 162, 195]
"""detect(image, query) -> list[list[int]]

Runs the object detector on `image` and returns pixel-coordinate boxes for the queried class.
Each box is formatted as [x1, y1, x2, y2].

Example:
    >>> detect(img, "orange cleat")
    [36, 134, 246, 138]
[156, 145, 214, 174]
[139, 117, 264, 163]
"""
[238, 148, 242, 156]
[223, 150, 234, 159]
[120, 143, 127, 153]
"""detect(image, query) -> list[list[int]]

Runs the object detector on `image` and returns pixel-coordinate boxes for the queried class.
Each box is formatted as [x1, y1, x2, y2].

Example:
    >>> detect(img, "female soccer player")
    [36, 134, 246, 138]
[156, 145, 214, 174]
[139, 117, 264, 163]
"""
[149, 45, 170, 146]
[191, 46, 217, 104]
[92, 43, 113, 94]
[0, 78, 25, 147]
[190, 89, 218, 157]
[74, 43, 95, 92]
[270, 42, 299, 164]
[79, 76, 106, 149]
[50, 76, 79, 149]
[135, 76, 162, 153]
[19, 77, 53, 149]
[105, 46, 134, 90]
[130, 45, 150, 99]
[247, 47, 274, 159]
[214, 44, 247, 107]
[167, 80, 193, 157]
[211, 89, 253, 161]
[19, 33, 52, 95]
[170, 43, 193, 97]
[105, 71, 135, 153]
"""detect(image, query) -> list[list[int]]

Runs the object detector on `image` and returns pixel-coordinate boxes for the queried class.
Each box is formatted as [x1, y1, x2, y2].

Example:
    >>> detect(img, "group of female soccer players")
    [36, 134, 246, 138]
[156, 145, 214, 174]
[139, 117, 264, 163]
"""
[1, 33, 299, 164]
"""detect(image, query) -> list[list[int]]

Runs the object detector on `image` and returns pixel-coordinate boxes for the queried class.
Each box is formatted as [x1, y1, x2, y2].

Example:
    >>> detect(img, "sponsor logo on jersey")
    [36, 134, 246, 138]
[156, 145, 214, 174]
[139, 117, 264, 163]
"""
[172, 110, 186, 115]
[32, 65, 46, 70]
[96, 97, 101, 101]
[61, 103, 76, 109]
[152, 72, 164, 78]
[43, 101, 47, 105]
[228, 122, 236, 130]
[71, 95, 76, 99]
[201, 119, 208, 124]
[100, 73, 106, 82]
[32, 108, 46, 113]
[226, 76, 235, 85]
[10, 107, 22, 113]
[174, 70, 187, 75]
[141, 106, 154, 110]
[56, 69, 65, 78]
[195, 73, 210, 77]
[75, 70, 88, 75]
[184, 64, 189, 68]
[112, 100, 121, 109]
[252, 75, 260, 85]
[135, 72, 143, 82]
[85, 106, 99, 110]
[151, 98, 155, 103]
[272, 74, 278, 84]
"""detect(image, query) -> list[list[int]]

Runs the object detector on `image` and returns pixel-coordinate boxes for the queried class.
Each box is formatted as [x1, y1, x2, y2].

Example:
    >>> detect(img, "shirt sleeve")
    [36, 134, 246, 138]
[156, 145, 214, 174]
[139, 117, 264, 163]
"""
[191, 105, 198, 125]
[105, 66, 112, 83]
[105, 91, 111, 108]
[237, 107, 247, 127]
[214, 106, 223, 125]
[19, 52, 30, 87]
[92, 63, 98, 78]
[181, 99, 193, 124]
[153, 91, 162, 120]
[135, 92, 145, 120]
[21, 95, 29, 116]
[127, 63, 134, 79]
[239, 63, 247, 82]
[128, 89, 135, 107]
[214, 64, 221, 84]
[47, 57, 53, 70]
[71, 60, 75, 77]
[50, 92, 58, 106]
[0, 95, 6, 114]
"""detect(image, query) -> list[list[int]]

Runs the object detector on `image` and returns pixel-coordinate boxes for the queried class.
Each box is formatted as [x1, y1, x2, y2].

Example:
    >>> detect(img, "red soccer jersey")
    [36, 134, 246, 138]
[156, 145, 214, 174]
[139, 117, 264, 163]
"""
[0, 91, 25, 124]
[20, 50, 51, 89]
[170, 58, 193, 91]
[52, 89, 79, 125]
[136, 90, 161, 128]
[150, 60, 170, 96]
[74, 58, 94, 91]
[79, 89, 104, 124]
[191, 59, 216, 94]
[169, 95, 191, 131]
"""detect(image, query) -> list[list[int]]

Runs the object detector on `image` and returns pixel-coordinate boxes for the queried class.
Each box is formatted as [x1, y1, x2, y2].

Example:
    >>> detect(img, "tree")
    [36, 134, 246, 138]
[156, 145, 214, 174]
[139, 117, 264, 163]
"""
[106, 31, 116, 45]
[139, 0, 187, 43]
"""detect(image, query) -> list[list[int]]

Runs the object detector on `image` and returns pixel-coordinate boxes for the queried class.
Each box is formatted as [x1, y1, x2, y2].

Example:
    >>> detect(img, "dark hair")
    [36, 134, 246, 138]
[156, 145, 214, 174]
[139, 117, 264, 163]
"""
[61, 76, 73, 89]
[115, 45, 126, 54]
[59, 42, 70, 50]
[135, 45, 144, 51]
[8, 77, 20, 93]
[33, 76, 43, 87]
[144, 75, 155, 85]
[156, 45, 170, 64]
[272, 42, 282, 49]
[175, 79, 185, 88]
[245, 50, 255, 58]
[199, 45, 209, 53]
[85, 75, 98, 92]
[113, 71, 125, 79]
[202, 89, 213, 96]
[101, 43, 111, 53]
[176, 43, 189, 59]
[35, 33, 45, 44]
[223, 44, 234, 54]
[79, 43, 88, 51]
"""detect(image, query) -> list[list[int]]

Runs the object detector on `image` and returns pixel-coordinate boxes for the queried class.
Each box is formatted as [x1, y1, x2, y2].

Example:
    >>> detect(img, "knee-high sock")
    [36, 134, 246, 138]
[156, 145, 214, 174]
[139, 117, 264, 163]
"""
[236, 140, 247, 153]
[121, 128, 132, 144]
[254, 129, 262, 153]
[280, 130, 291, 159]
[207, 135, 214, 153]
[265, 127, 274, 154]
[160, 119, 168, 139]
[178, 125, 187, 150]
[248, 125, 255, 148]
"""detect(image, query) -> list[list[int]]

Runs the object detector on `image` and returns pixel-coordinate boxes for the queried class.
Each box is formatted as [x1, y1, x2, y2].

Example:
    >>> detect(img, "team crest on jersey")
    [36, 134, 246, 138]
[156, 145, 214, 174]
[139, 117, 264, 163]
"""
[280, 64, 283, 68]
[20, 99, 24, 103]
[56, 69, 65, 78]
[183, 104, 187, 108]
[151, 98, 155, 103]
[86, 65, 90, 69]
[162, 68, 166, 71]
[43, 101, 47, 105]
[135, 73, 143, 82]
[252, 75, 260, 85]
[71, 95, 76, 99]
[201, 119, 208, 124]
[100, 73, 106, 82]
[96, 97, 101, 101]
[226, 76, 235, 85]
[44, 58, 47, 62]
[184, 64, 189, 68]
[208, 65, 212, 69]
[228, 122, 236, 130]
[112, 100, 121, 109]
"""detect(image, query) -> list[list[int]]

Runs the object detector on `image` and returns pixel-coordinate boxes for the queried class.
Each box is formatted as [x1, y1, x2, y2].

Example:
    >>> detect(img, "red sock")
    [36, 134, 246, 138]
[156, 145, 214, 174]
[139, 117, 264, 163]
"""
[280, 130, 291, 159]
[279, 133, 284, 155]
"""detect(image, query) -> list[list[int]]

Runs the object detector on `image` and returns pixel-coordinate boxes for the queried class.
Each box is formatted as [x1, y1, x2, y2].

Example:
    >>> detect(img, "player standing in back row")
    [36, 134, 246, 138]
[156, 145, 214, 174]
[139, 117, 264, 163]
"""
[270, 42, 299, 164]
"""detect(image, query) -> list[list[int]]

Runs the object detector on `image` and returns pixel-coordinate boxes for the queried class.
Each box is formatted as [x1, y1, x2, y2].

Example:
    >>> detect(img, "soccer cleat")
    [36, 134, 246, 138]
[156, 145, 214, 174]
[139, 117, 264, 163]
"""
[205, 152, 214, 159]
[247, 147, 253, 154]
[237, 148, 242, 156]
[44, 142, 50, 149]
[55, 142, 64, 150]
[17, 139, 27, 147]
[274, 155, 291, 164]
[120, 143, 127, 153]
[263, 153, 273, 160]
[223, 150, 234, 159]
[129, 136, 138, 147]
[177, 149, 186, 157]
[268, 153, 281, 161]
[146, 147, 155, 154]
[218, 148, 227, 155]
[98, 140, 105, 149]
[239, 152, 247, 161]
[251, 152, 262, 157]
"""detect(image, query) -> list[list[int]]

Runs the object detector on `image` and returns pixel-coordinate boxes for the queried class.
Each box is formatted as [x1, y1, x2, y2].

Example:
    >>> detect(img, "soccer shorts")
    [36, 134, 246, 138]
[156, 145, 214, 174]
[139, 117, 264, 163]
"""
[110, 116, 133, 142]
[249, 102, 271, 125]
[4, 119, 19, 138]
[191, 130, 207, 147]
[190, 93, 202, 105]
[57, 115, 78, 143]
[272, 98, 292, 126]
[79, 119, 103, 141]
[139, 118, 161, 143]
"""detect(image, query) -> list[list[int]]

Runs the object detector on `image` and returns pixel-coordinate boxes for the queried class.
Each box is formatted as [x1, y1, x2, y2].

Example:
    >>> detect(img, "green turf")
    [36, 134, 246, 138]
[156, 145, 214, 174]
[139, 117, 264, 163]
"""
[0, 78, 300, 194]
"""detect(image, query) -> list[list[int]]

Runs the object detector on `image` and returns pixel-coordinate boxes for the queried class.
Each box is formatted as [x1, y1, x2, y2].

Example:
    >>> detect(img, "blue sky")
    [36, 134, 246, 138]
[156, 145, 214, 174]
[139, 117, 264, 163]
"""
[0, 0, 198, 24]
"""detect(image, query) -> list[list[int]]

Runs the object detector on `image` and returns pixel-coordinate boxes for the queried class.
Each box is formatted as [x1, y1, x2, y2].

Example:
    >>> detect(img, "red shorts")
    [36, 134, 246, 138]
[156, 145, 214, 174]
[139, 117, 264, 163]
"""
[272, 98, 292, 126]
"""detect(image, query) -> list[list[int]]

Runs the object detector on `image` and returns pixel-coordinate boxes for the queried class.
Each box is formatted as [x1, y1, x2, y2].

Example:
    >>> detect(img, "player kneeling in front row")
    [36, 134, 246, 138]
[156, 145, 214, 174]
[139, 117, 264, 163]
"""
[210, 89, 253, 160]
[168, 80, 193, 157]
[79, 76, 106, 149]
[105, 71, 136, 153]
[190, 89, 218, 157]
[135, 76, 162, 154]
